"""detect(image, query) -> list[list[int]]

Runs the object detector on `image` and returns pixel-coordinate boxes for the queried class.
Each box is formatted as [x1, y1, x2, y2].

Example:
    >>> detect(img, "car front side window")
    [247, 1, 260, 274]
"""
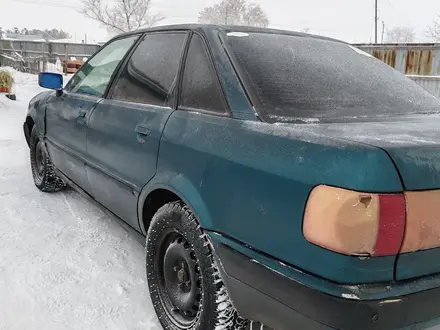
[65, 35, 139, 97]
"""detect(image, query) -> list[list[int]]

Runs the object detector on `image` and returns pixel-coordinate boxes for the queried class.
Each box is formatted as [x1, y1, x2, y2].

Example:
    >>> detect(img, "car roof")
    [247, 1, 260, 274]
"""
[112, 24, 344, 45]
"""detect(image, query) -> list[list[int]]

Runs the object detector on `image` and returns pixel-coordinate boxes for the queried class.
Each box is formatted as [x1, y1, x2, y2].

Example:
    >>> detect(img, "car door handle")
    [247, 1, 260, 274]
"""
[77, 110, 87, 118]
[135, 124, 151, 143]
[76, 109, 87, 125]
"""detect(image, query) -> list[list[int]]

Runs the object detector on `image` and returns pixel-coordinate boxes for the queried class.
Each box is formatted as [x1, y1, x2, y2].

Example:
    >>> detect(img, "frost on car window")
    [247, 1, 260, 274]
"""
[226, 32, 250, 37]
[111, 33, 186, 106]
[347, 45, 373, 58]
[179, 34, 226, 113]
[226, 32, 440, 123]
[269, 114, 320, 124]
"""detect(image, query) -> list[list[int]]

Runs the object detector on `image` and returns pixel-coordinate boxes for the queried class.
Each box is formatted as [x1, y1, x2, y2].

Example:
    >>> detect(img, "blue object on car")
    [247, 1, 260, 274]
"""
[38, 72, 63, 90]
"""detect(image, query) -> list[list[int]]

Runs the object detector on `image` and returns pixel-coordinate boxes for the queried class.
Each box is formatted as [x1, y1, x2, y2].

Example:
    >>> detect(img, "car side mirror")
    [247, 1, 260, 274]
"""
[38, 72, 63, 93]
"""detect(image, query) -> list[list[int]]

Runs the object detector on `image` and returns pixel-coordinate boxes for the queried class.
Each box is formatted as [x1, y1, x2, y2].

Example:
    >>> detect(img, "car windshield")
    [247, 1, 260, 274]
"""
[225, 31, 440, 123]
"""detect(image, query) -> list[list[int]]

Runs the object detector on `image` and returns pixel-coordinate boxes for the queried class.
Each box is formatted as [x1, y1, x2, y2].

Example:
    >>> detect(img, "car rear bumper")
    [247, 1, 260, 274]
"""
[215, 243, 440, 330]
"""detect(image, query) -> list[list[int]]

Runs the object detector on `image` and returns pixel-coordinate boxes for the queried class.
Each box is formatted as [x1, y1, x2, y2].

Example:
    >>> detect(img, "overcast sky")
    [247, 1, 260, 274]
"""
[3, 0, 440, 43]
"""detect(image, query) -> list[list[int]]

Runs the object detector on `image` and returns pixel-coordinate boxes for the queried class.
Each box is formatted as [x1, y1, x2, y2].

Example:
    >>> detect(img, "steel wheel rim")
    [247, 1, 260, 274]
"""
[155, 230, 202, 328]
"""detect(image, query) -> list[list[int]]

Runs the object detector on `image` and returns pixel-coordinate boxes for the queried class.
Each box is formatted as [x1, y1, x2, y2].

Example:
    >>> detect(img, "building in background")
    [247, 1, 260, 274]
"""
[354, 43, 440, 76]
[0, 36, 100, 74]
[355, 43, 440, 98]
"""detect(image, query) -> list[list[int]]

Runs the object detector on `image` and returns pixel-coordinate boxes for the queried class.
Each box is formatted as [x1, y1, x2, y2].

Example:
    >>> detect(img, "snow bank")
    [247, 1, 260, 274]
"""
[0, 66, 38, 86]
[0, 71, 162, 330]
[44, 58, 65, 74]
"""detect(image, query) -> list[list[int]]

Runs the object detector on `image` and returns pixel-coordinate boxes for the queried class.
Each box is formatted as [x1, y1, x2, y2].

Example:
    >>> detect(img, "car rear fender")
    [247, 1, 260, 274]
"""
[153, 110, 406, 284]
[137, 174, 214, 236]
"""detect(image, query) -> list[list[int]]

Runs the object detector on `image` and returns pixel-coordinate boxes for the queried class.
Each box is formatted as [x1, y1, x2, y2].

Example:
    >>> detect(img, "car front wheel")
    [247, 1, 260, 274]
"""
[146, 201, 248, 330]
[29, 126, 65, 192]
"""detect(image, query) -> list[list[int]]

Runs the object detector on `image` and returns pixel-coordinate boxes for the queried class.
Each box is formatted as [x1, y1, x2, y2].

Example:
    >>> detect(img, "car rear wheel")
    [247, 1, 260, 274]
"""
[30, 126, 65, 192]
[146, 201, 248, 330]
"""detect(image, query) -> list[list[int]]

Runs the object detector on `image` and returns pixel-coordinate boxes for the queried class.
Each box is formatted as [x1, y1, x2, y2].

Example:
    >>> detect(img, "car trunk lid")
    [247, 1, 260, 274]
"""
[304, 114, 440, 191]
[295, 114, 440, 280]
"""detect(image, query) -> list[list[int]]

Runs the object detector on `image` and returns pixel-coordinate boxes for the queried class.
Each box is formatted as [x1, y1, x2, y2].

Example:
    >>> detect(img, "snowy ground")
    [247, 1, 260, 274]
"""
[0, 70, 162, 329]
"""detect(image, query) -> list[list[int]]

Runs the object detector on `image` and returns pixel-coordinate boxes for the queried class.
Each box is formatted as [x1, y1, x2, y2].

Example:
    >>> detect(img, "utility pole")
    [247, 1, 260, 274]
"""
[64, 44, 68, 76]
[374, 0, 378, 43]
[381, 21, 385, 43]
[225, 4, 228, 24]
[42, 42, 46, 72]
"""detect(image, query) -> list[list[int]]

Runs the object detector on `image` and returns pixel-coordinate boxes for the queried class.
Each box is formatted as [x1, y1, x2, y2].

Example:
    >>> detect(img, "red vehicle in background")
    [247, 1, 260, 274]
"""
[63, 59, 84, 74]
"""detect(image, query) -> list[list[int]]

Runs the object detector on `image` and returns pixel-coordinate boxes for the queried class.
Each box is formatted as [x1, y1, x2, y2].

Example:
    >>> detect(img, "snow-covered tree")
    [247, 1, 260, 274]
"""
[427, 15, 440, 41]
[386, 27, 415, 43]
[80, 0, 164, 34]
[1, 28, 70, 40]
[198, 0, 269, 27]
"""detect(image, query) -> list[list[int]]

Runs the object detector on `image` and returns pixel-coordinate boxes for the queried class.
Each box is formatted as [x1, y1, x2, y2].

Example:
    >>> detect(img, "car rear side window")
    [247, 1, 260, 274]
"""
[110, 32, 187, 106]
[179, 34, 227, 114]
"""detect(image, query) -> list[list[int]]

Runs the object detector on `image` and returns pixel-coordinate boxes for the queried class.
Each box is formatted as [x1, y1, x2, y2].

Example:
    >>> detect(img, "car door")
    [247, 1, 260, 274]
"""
[157, 32, 232, 230]
[85, 32, 188, 229]
[45, 35, 139, 192]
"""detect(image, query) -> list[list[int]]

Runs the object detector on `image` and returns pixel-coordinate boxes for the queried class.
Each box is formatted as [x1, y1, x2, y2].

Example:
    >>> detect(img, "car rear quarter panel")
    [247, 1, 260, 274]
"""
[202, 28, 256, 120]
[156, 110, 404, 284]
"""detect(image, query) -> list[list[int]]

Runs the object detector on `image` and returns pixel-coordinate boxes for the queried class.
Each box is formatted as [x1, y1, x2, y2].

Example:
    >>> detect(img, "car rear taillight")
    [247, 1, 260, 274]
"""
[303, 185, 406, 257]
[401, 191, 440, 253]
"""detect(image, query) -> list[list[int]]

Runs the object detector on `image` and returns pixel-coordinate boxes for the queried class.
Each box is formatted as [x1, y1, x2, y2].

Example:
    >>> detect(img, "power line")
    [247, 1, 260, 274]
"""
[386, 0, 411, 25]
[8, 0, 78, 9]
[8, 0, 197, 18]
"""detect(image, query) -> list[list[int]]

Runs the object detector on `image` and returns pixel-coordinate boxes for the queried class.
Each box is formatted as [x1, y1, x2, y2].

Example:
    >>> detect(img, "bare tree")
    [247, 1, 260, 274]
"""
[80, 0, 164, 34]
[386, 26, 415, 43]
[198, 0, 269, 27]
[427, 15, 440, 41]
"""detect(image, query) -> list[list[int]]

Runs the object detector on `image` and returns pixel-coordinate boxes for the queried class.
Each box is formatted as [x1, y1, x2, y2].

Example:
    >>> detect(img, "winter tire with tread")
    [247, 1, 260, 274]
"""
[29, 126, 65, 192]
[146, 201, 248, 330]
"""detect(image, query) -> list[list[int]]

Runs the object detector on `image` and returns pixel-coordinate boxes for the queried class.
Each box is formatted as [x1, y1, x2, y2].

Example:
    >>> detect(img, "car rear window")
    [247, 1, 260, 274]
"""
[226, 32, 440, 123]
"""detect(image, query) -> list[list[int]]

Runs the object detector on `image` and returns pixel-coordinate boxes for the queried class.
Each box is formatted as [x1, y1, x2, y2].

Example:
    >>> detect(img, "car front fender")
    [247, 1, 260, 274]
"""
[26, 90, 53, 138]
